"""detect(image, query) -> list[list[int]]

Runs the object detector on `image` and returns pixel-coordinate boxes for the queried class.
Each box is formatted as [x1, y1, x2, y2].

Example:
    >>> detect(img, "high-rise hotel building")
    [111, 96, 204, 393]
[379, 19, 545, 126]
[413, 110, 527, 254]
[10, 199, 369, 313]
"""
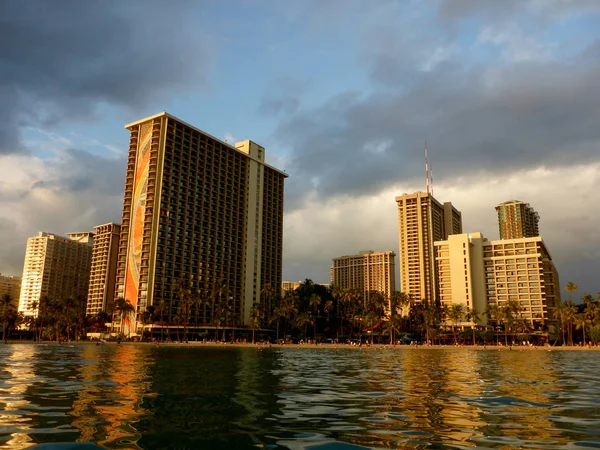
[496, 200, 540, 239]
[18, 232, 94, 316]
[331, 250, 396, 301]
[115, 112, 286, 332]
[87, 223, 121, 315]
[434, 233, 560, 324]
[395, 192, 462, 303]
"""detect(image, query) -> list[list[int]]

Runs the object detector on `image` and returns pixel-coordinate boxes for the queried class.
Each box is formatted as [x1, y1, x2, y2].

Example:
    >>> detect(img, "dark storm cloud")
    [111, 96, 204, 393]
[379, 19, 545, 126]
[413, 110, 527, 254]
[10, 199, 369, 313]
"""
[276, 45, 600, 209]
[0, 0, 208, 154]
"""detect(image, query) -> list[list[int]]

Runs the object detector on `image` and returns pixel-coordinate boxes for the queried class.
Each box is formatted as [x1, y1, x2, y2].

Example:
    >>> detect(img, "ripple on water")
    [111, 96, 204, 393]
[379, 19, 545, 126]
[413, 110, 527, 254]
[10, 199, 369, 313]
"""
[0, 345, 600, 449]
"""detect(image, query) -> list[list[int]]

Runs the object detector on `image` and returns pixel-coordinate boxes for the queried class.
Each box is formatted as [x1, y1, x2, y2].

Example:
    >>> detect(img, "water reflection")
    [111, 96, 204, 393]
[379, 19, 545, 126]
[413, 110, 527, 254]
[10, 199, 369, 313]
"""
[70, 345, 153, 448]
[0, 345, 599, 449]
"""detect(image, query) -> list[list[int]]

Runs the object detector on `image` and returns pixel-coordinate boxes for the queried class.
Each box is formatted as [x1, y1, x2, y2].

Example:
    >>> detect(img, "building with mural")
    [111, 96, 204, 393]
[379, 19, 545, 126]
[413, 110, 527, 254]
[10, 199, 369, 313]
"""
[114, 112, 287, 334]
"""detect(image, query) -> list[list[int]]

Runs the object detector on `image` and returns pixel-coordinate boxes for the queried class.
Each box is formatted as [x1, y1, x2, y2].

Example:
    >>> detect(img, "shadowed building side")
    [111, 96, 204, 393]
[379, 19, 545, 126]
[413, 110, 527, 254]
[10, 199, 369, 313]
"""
[330, 250, 396, 303]
[87, 223, 121, 316]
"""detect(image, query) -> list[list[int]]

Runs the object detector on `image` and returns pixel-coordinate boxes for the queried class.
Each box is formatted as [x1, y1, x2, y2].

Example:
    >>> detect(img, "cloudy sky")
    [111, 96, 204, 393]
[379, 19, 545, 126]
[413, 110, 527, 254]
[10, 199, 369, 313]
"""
[1, 0, 599, 299]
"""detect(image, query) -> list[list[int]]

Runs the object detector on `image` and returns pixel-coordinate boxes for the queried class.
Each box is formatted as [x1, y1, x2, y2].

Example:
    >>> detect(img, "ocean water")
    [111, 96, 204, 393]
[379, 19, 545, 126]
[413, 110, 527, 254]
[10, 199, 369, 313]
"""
[0, 344, 599, 449]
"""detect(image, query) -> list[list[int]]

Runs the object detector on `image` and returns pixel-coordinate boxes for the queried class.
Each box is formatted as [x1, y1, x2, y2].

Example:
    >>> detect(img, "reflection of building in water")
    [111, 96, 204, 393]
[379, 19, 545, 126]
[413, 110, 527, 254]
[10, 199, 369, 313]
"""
[70, 345, 152, 448]
[0, 346, 36, 448]
[392, 350, 486, 447]
[477, 351, 559, 445]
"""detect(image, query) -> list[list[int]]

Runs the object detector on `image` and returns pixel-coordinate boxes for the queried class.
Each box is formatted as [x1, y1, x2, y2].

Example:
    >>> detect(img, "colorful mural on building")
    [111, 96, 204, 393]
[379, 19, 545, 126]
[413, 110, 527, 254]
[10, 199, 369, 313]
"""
[122, 122, 153, 335]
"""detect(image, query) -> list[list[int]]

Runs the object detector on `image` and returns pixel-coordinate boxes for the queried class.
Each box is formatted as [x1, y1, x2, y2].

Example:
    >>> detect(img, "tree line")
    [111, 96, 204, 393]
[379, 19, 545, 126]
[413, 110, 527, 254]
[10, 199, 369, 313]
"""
[2, 279, 598, 345]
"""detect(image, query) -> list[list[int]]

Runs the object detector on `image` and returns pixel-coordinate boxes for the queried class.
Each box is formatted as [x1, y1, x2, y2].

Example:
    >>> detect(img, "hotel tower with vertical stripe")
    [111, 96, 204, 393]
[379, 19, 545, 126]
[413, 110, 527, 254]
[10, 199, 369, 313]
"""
[115, 112, 286, 334]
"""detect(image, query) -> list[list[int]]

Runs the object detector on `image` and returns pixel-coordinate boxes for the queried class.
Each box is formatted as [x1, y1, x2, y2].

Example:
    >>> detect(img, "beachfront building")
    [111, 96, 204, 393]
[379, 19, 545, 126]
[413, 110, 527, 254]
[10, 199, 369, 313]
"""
[484, 236, 560, 324]
[434, 232, 560, 326]
[396, 191, 462, 304]
[18, 232, 94, 316]
[115, 112, 287, 334]
[87, 223, 121, 316]
[331, 250, 396, 301]
[495, 200, 540, 240]
[434, 233, 488, 326]
[0, 273, 21, 308]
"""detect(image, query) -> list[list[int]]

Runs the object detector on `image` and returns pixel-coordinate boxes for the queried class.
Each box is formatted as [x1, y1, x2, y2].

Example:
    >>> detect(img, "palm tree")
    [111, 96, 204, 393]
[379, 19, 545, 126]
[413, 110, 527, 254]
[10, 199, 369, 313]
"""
[422, 299, 441, 345]
[309, 293, 321, 342]
[294, 311, 313, 341]
[176, 276, 195, 342]
[0, 294, 14, 343]
[113, 297, 135, 338]
[486, 304, 500, 345]
[574, 313, 591, 345]
[563, 300, 577, 346]
[155, 299, 167, 342]
[331, 285, 345, 340]
[465, 306, 481, 345]
[565, 281, 578, 303]
[249, 303, 262, 343]
[553, 301, 566, 346]
[260, 283, 276, 327]
[280, 291, 298, 342]
[323, 300, 334, 334]
[368, 291, 386, 344]
[447, 304, 464, 344]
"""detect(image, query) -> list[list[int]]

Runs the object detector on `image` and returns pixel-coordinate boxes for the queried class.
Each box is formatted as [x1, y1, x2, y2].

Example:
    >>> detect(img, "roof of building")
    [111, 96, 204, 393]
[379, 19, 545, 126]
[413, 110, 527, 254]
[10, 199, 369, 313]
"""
[125, 111, 288, 177]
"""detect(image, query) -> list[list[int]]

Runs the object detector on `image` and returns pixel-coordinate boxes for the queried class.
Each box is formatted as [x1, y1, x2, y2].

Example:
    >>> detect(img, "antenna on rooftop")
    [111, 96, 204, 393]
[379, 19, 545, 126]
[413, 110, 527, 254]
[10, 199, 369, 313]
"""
[424, 140, 430, 194]
[430, 160, 434, 196]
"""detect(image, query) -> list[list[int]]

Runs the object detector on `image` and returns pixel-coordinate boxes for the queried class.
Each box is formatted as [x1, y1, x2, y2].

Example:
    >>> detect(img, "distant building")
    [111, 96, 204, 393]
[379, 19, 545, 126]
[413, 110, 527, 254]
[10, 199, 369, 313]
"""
[395, 191, 462, 303]
[18, 232, 94, 316]
[0, 273, 21, 307]
[495, 200, 539, 239]
[330, 250, 396, 301]
[87, 223, 121, 316]
[434, 233, 560, 325]
[115, 112, 286, 334]
[282, 281, 302, 295]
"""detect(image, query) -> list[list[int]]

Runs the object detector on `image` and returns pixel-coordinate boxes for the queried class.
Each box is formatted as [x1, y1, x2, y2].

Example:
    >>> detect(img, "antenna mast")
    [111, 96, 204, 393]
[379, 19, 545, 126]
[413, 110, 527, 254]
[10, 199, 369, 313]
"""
[424, 140, 430, 194]
[430, 161, 434, 196]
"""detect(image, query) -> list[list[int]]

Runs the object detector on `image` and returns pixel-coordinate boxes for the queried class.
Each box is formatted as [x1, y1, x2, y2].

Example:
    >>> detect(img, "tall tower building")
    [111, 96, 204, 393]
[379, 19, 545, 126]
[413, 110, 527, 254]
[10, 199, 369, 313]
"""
[87, 223, 121, 316]
[495, 200, 539, 239]
[18, 232, 94, 316]
[0, 273, 21, 307]
[331, 250, 396, 301]
[395, 192, 462, 303]
[115, 112, 286, 333]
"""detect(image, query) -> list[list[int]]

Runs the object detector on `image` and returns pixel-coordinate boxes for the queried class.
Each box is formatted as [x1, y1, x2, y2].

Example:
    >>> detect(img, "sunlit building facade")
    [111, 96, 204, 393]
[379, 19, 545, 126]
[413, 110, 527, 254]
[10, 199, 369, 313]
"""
[484, 236, 560, 323]
[115, 112, 286, 333]
[434, 232, 487, 326]
[331, 250, 396, 301]
[396, 192, 462, 303]
[0, 273, 21, 307]
[87, 223, 121, 315]
[495, 200, 540, 239]
[18, 232, 94, 316]
[281, 281, 302, 295]
[434, 233, 560, 325]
